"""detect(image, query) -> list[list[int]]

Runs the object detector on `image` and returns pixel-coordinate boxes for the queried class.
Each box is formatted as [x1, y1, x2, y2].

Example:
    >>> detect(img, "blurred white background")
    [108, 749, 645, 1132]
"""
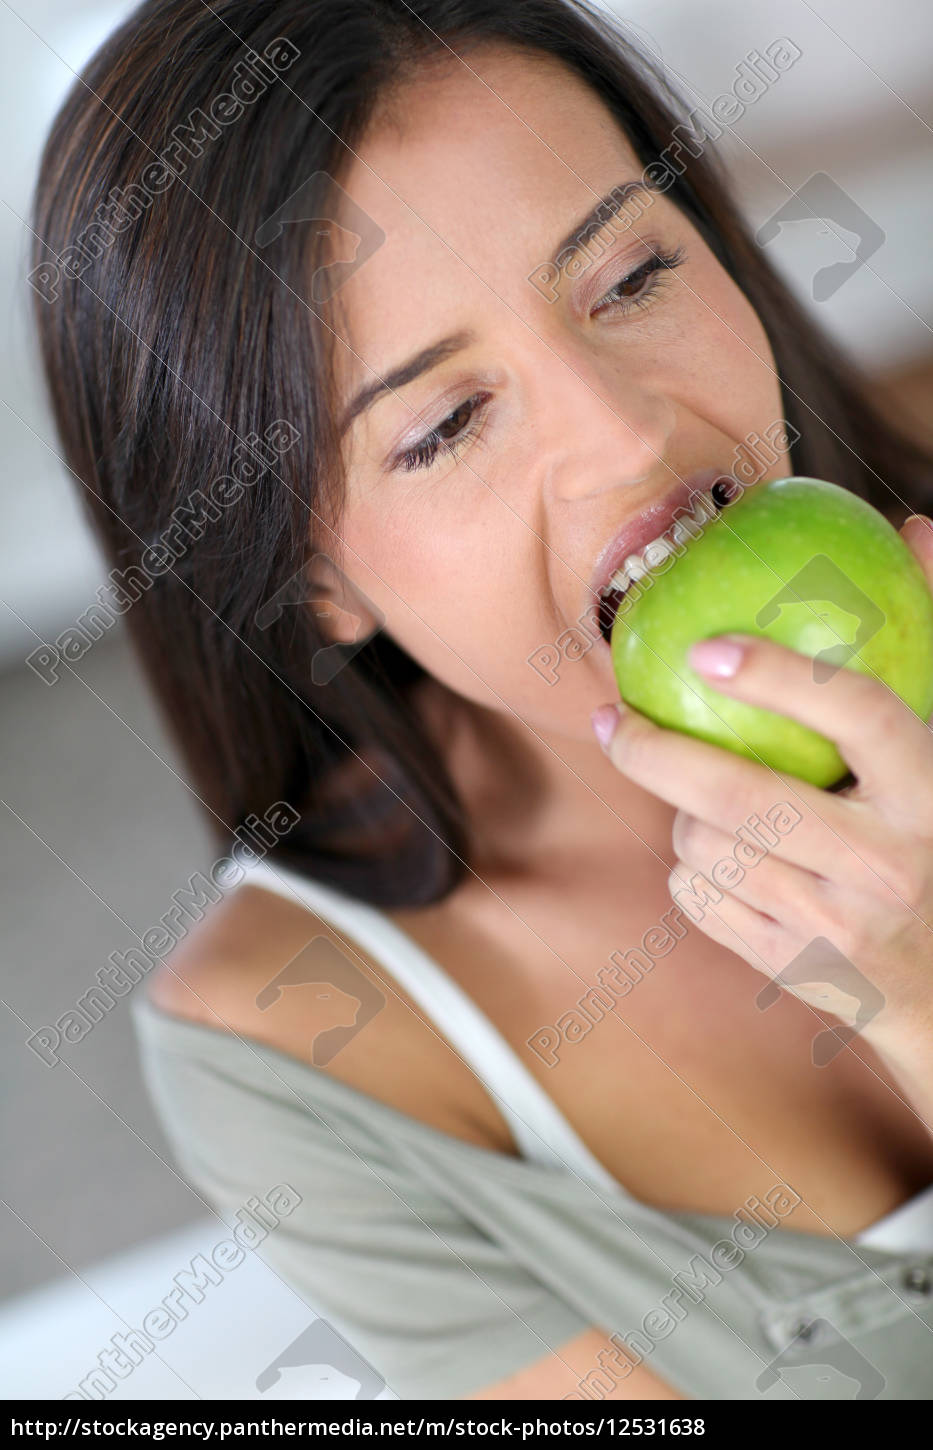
[1, 0, 931, 1402]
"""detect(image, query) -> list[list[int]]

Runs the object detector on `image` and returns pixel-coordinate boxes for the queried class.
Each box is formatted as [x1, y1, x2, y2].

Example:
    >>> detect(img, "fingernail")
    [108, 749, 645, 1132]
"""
[689, 634, 749, 679]
[591, 703, 623, 751]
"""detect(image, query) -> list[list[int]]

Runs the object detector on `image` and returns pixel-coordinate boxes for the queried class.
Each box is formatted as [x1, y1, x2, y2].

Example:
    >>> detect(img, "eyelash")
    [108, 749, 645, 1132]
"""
[396, 391, 493, 474]
[593, 245, 685, 316]
[394, 246, 685, 473]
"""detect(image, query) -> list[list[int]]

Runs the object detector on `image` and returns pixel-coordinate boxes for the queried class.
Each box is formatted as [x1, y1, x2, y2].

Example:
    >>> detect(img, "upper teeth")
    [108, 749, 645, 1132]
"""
[599, 485, 722, 599]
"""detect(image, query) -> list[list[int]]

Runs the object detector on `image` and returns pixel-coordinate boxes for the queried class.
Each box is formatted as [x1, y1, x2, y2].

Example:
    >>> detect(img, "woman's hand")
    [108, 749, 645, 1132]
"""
[591, 514, 933, 1066]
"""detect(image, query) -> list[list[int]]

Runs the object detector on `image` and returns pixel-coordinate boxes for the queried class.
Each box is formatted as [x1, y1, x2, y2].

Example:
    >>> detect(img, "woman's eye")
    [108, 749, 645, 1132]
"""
[593, 246, 685, 317]
[389, 251, 683, 474]
[395, 392, 490, 473]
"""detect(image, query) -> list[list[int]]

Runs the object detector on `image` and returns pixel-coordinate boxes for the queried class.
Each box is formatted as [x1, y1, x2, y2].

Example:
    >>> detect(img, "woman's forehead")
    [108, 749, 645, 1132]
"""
[326, 50, 652, 375]
[340, 45, 645, 251]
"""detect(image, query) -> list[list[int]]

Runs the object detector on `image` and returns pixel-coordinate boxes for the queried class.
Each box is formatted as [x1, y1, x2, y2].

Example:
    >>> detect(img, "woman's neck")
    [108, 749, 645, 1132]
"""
[413, 678, 675, 879]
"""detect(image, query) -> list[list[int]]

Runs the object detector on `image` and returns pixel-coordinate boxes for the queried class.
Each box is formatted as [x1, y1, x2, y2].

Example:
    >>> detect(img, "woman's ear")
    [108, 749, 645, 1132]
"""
[305, 550, 382, 645]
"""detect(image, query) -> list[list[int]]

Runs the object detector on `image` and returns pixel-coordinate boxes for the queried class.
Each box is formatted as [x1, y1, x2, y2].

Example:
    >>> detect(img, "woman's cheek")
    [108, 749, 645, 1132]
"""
[684, 269, 784, 422]
[381, 554, 568, 713]
[331, 517, 498, 702]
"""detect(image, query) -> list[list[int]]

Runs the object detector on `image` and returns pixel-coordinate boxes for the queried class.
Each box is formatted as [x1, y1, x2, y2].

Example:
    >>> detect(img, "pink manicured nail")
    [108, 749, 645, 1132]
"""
[904, 514, 933, 546]
[689, 635, 748, 679]
[591, 703, 622, 750]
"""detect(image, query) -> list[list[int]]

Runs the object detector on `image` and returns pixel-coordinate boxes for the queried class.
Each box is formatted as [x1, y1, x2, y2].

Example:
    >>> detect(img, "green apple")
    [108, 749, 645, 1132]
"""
[609, 476, 933, 787]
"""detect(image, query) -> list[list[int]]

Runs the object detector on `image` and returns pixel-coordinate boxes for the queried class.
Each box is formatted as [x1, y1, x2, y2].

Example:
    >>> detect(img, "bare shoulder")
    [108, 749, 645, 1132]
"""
[145, 879, 515, 1150]
[146, 880, 340, 1032]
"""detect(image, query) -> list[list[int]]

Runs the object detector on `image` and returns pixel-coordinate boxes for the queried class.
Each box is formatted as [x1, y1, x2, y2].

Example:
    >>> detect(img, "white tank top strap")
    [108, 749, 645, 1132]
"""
[241, 858, 933, 1250]
[241, 857, 619, 1194]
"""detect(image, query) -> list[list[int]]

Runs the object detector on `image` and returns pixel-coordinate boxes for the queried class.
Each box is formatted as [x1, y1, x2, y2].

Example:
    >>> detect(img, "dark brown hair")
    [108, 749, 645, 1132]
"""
[30, 0, 932, 906]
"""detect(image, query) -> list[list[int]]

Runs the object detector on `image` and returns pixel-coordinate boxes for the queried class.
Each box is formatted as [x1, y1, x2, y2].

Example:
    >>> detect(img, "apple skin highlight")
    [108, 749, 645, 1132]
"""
[609, 477, 933, 787]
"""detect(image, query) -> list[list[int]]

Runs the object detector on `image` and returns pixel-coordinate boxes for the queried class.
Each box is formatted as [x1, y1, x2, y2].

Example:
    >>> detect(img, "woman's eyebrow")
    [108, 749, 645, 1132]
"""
[339, 180, 649, 436]
[550, 179, 651, 265]
[340, 330, 476, 435]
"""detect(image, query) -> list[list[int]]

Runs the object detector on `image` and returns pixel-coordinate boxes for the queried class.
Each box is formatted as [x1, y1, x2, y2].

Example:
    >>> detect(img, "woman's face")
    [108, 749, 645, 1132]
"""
[325, 45, 790, 743]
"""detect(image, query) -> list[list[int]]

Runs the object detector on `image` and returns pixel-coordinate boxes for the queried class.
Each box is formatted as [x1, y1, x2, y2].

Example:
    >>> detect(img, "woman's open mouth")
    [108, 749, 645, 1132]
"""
[595, 475, 741, 643]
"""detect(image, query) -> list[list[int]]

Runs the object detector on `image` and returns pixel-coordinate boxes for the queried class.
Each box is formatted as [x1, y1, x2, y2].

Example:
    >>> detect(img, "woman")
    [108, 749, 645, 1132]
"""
[30, 0, 933, 1401]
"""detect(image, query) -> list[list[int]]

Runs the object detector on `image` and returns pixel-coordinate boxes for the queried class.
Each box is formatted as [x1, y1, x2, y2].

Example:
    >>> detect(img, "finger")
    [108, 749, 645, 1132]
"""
[671, 812, 831, 926]
[687, 633, 933, 803]
[901, 514, 933, 604]
[594, 700, 846, 875]
[667, 858, 784, 973]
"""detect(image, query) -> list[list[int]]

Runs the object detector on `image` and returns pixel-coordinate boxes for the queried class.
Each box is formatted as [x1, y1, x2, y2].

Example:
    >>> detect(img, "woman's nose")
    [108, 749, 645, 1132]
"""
[534, 351, 677, 503]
